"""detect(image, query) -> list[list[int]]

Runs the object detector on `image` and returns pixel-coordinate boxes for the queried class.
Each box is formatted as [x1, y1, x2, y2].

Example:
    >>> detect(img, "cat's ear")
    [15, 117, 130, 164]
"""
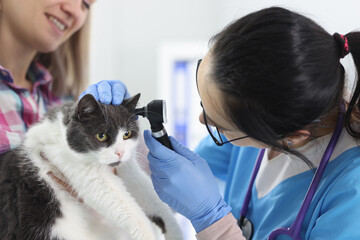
[76, 94, 102, 120]
[123, 93, 141, 110]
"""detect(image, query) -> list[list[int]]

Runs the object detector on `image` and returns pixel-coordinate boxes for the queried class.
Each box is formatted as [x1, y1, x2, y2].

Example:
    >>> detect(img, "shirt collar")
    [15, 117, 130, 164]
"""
[0, 61, 53, 86]
[0, 66, 14, 84]
[26, 61, 52, 85]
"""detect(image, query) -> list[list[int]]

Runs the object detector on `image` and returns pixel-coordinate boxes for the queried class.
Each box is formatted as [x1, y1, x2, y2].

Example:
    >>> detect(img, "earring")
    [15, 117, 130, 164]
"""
[287, 140, 293, 148]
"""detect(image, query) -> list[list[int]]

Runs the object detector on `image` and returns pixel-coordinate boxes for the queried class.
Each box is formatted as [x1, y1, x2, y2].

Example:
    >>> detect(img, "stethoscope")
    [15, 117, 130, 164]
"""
[238, 104, 345, 240]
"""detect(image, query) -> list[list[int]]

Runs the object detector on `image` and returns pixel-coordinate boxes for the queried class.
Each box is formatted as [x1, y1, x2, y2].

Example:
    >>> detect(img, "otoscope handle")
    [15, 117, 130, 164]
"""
[151, 126, 173, 150]
[153, 133, 173, 150]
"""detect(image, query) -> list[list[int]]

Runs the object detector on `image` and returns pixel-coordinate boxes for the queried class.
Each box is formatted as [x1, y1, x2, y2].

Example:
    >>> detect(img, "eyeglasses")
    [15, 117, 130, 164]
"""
[200, 101, 249, 146]
[196, 59, 249, 146]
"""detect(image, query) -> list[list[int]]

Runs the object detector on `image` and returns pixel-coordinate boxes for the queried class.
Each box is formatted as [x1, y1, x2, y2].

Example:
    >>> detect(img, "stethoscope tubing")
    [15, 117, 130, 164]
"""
[268, 109, 343, 239]
[239, 104, 345, 240]
[240, 148, 265, 218]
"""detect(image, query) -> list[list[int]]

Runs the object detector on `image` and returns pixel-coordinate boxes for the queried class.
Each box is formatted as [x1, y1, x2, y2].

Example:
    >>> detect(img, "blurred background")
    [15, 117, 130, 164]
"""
[88, 0, 360, 238]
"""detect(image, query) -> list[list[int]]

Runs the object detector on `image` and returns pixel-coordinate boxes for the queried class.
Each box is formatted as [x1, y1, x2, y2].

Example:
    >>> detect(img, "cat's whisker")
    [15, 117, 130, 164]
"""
[1, 96, 183, 240]
[125, 113, 139, 127]
[133, 151, 148, 160]
[93, 161, 103, 173]
[128, 124, 139, 132]
[81, 161, 101, 180]
[84, 161, 106, 184]
[132, 153, 149, 165]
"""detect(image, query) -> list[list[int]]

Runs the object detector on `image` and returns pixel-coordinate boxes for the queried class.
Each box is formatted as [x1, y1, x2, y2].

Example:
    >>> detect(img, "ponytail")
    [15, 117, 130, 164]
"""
[344, 32, 360, 137]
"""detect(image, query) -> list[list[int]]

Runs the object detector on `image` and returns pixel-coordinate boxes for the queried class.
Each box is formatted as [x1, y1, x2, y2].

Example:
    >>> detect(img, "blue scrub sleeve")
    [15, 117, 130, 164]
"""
[195, 135, 234, 181]
[308, 166, 360, 239]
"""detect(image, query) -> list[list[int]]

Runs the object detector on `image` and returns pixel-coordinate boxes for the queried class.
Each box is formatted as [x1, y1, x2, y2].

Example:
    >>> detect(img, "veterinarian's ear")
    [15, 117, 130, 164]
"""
[123, 93, 141, 109]
[77, 94, 102, 120]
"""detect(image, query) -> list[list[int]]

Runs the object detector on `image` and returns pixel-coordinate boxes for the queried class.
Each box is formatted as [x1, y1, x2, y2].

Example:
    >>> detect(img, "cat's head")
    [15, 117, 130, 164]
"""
[66, 93, 141, 166]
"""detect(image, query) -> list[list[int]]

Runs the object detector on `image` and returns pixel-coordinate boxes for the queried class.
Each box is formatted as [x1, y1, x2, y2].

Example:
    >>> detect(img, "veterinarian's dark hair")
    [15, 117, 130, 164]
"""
[209, 7, 360, 167]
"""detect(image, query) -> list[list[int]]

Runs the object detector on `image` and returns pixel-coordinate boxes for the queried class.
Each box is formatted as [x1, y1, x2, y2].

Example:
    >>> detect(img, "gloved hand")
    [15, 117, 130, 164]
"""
[79, 80, 130, 105]
[144, 130, 231, 233]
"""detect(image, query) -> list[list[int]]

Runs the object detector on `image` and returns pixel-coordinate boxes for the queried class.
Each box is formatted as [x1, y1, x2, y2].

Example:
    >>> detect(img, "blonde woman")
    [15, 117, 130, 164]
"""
[0, 0, 128, 154]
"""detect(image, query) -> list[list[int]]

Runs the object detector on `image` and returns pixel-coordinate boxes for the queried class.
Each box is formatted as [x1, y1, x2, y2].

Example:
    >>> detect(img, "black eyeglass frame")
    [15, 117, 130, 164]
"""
[201, 102, 249, 146]
[196, 59, 249, 146]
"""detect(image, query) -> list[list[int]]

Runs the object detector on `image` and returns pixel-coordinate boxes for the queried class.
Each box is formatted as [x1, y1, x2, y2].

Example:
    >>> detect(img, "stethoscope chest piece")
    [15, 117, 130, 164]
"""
[238, 216, 254, 240]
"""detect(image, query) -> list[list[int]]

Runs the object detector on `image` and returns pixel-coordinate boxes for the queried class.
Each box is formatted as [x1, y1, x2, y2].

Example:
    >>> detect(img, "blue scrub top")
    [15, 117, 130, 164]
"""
[195, 135, 360, 239]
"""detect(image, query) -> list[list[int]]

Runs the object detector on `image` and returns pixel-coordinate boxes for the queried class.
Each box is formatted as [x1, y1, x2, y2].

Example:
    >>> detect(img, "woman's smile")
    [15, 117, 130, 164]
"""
[46, 14, 68, 37]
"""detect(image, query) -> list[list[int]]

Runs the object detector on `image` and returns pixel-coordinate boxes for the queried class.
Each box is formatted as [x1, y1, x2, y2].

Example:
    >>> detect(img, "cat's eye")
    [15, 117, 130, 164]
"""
[96, 133, 108, 142]
[123, 130, 132, 140]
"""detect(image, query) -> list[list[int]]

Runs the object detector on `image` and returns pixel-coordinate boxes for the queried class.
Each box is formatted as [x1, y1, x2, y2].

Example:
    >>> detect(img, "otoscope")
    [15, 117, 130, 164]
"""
[134, 100, 173, 150]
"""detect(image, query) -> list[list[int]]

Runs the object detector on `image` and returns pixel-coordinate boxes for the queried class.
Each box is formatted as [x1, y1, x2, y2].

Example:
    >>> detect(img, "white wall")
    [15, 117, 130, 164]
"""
[89, 0, 220, 108]
[90, 0, 360, 108]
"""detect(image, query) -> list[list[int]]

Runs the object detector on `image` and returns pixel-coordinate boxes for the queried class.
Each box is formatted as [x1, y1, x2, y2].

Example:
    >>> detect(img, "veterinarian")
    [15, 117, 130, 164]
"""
[0, 0, 129, 154]
[141, 7, 360, 239]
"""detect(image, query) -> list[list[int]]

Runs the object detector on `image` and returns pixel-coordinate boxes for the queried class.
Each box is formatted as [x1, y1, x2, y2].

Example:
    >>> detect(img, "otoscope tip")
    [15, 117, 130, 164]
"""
[134, 107, 145, 117]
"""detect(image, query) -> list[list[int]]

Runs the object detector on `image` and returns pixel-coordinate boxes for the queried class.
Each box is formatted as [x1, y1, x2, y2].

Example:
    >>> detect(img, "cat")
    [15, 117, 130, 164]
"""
[0, 93, 183, 240]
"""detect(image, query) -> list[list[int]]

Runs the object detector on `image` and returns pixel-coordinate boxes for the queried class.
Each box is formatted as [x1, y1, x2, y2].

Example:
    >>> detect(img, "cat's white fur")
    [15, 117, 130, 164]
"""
[23, 110, 183, 240]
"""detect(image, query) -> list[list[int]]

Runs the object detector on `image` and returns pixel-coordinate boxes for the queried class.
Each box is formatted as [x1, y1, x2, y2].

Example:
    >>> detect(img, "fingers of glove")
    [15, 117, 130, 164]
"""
[143, 130, 176, 160]
[150, 173, 165, 193]
[108, 80, 131, 98]
[150, 174, 174, 206]
[169, 136, 200, 161]
[147, 152, 175, 177]
[110, 81, 130, 105]
[150, 162, 216, 220]
[79, 85, 99, 101]
[97, 81, 112, 104]
[150, 173, 185, 208]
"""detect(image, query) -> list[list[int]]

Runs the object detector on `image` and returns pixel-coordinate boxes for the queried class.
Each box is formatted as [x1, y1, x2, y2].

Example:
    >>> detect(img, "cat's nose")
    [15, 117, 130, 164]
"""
[116, 150, 125, 159]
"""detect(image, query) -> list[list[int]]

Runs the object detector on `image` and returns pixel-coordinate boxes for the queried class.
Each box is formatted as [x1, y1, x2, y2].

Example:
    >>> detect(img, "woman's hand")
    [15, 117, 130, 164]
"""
[144, 130, 232, 233]
[79, 80, 130, 105]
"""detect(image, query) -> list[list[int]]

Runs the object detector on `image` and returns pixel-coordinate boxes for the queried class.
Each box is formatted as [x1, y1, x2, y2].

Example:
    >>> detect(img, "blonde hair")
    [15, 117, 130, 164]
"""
[36, 14, 91, 99]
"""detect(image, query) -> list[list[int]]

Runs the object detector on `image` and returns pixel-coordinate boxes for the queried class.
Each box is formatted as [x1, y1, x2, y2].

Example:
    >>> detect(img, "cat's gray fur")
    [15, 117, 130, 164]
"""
[0, 94, 183, 240]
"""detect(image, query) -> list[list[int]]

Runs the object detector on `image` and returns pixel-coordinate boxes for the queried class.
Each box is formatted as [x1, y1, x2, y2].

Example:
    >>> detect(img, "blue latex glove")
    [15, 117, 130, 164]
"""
[79, 80, 130, 105]
[144, 130, 232, 233]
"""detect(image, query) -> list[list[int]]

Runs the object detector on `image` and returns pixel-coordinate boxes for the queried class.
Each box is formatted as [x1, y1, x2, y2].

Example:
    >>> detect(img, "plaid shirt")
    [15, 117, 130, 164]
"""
[0, 62, 61, 154]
